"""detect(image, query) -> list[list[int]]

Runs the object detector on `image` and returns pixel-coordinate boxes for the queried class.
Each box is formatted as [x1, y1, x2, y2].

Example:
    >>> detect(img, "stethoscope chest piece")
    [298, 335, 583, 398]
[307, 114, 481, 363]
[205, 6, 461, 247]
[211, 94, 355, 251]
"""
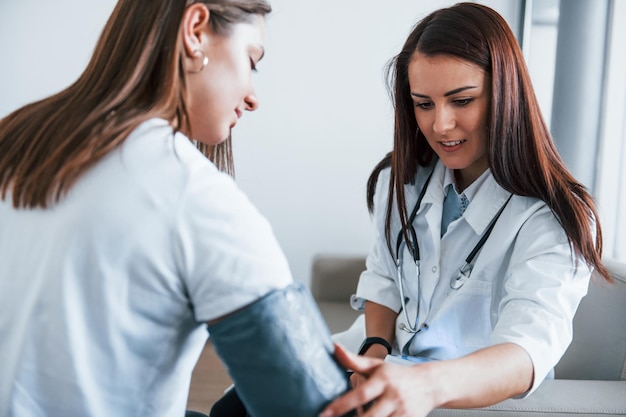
[451, 263, 472, 289]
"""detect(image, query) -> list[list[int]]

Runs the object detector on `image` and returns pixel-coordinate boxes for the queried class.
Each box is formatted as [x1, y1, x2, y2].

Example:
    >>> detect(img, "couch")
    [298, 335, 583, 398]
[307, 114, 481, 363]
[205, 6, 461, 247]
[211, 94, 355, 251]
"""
[310, 255, 626, 416]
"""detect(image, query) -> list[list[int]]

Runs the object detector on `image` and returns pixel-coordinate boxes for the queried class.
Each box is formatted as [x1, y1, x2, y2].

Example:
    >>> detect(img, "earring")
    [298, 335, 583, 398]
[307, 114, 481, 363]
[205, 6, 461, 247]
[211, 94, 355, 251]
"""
[189, 49, 209, 73]
[415, 127, 421, 138]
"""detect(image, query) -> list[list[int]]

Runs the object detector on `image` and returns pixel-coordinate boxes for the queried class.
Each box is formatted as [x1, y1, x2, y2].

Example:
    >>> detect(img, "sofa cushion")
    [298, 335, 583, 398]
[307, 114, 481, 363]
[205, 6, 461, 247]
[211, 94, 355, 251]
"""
[555, 258, 626, 380]
[428, 380, 626, 416]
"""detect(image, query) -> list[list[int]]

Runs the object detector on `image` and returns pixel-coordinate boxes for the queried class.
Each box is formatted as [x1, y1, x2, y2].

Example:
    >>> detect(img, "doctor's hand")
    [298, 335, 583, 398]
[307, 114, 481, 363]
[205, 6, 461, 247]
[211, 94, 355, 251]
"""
[320, 344, 437, 417]
[350, 342, 389, 390]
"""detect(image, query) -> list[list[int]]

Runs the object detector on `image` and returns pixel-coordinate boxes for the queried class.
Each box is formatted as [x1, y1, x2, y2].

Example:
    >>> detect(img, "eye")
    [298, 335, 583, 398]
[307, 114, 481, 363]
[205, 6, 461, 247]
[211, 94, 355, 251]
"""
[453, 98, 473, 106]
[414, 101, 433, 110]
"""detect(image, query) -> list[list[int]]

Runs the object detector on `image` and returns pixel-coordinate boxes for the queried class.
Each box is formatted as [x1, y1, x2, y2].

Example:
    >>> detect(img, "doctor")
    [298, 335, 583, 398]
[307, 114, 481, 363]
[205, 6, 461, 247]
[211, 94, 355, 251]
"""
[323, 3, 611, 417]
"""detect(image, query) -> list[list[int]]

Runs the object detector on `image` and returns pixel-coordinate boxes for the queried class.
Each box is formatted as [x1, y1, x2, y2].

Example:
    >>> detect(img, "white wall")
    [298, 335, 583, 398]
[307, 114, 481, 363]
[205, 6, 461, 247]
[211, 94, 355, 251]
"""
[0, 1, 117, 113]
[0, 0, 521, 285]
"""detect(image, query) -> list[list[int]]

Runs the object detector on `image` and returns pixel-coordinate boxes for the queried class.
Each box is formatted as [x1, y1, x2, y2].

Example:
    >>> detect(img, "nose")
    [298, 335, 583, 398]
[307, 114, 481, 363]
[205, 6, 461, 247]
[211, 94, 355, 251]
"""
[432, 106, 455, 135]
[244, 92, 259, 112]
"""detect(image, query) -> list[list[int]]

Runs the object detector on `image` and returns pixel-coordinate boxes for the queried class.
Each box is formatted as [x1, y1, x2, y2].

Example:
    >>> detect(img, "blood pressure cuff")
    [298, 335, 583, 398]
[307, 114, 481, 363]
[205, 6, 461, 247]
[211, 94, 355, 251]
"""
[206, 282, 353, 417]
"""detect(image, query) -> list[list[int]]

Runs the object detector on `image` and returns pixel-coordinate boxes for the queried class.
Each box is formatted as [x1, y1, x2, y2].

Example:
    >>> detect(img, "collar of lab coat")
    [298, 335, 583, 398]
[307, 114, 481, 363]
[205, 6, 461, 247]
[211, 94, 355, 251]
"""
[407, 160, 512, 236]
[463, 175, 512, 235]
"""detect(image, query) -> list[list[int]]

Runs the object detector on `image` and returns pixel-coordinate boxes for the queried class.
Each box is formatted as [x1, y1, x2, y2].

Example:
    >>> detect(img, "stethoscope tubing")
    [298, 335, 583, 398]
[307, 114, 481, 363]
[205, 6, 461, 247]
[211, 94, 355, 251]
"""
[394, 168, 512, 333]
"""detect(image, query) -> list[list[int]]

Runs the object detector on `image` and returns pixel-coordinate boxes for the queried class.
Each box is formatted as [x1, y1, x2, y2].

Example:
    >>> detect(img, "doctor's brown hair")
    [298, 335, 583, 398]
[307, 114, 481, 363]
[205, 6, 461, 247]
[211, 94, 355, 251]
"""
[367, 2, 610, 282]
[0, 0, 270, 209]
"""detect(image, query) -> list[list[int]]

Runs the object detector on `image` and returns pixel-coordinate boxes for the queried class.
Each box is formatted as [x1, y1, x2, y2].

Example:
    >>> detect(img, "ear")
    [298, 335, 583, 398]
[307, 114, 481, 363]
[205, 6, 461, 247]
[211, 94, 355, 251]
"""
[181, 3, 211, 58]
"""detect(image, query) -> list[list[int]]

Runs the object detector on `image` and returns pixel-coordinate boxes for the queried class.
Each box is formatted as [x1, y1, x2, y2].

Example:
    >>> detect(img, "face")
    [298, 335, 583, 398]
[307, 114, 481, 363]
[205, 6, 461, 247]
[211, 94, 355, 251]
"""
[186, 16, 265, 145]
[408, 52, 491, 189]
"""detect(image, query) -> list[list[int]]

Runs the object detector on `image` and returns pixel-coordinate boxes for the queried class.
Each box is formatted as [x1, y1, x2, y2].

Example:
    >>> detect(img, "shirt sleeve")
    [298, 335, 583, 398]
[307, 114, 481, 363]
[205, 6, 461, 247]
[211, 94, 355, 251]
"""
[172, 154, 293, 323]
[489, 204, 592, 397]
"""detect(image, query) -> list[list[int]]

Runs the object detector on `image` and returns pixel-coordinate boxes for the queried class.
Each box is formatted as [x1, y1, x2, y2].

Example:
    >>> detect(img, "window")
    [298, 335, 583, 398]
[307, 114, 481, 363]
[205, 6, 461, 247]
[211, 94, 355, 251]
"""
[523, 0, 626, 259]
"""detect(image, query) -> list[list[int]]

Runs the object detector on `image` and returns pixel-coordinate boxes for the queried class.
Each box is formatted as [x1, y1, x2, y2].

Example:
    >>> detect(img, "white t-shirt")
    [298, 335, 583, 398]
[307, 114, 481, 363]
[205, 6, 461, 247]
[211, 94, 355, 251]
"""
[0, 119, 292, 417]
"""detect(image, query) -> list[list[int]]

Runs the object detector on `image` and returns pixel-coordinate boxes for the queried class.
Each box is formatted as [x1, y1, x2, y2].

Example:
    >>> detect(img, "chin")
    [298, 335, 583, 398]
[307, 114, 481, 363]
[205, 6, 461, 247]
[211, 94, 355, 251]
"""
[436, 156, 462, 167]
[196, 132, 229, 147]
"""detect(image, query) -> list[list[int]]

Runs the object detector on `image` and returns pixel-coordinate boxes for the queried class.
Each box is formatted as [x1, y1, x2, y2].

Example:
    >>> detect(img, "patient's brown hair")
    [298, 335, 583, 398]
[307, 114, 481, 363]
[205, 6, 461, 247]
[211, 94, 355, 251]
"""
[0, 0, 271, 208]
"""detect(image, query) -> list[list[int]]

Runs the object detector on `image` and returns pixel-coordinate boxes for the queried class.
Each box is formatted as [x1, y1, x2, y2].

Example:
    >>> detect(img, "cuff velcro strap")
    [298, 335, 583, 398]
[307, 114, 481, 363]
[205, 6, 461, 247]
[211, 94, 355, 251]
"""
[358, 337, 392, 356]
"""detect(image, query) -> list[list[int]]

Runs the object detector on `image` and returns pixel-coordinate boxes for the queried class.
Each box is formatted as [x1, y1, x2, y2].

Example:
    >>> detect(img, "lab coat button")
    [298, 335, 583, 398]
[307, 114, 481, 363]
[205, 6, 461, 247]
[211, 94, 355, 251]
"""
[432, 266, 438, 273]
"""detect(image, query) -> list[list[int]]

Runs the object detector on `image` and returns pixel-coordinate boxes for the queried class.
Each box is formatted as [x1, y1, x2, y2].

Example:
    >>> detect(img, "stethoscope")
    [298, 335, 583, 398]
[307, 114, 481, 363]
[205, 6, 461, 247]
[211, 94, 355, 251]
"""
[395, 170, 512, 333]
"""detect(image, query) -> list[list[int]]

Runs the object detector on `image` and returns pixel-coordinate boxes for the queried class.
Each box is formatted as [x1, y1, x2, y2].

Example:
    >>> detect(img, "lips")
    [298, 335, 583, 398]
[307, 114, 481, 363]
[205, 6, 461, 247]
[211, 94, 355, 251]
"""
[437, 139, 467, 153]
[231, 110, 243, 129]
[441, 139, 466, 147]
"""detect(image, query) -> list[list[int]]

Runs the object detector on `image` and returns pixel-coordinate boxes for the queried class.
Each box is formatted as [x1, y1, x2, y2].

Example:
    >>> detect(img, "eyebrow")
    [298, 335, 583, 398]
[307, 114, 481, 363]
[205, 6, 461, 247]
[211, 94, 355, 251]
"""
[411, 85, 478, 99]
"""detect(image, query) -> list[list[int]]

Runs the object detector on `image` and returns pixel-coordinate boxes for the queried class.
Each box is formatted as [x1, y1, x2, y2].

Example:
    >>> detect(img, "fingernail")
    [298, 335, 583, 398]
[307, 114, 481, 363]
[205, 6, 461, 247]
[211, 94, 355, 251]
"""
[319, 411, 334, 417]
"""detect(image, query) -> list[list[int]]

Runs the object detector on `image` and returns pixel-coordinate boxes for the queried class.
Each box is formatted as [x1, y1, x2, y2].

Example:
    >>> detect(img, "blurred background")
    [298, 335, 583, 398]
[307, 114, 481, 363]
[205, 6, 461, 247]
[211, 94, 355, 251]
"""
[1, 0, 624, 286]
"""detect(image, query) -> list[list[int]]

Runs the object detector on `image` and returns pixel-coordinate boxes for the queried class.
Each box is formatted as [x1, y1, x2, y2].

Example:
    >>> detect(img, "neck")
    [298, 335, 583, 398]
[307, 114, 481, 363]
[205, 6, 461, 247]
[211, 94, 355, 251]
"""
[454, 166, 488, 192]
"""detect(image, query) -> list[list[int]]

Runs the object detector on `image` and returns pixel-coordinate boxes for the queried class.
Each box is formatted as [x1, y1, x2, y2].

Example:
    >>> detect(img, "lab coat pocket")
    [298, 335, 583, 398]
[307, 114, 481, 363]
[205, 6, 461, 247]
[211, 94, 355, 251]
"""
[447, 278, 492, 348]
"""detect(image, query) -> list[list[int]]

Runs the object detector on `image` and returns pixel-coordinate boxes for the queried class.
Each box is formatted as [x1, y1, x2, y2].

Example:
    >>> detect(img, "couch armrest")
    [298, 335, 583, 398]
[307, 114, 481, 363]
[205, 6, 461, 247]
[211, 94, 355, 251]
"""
[310, 255, 365, 302]
[310, 255, 365, 334]
[316, 301, 362, 335]
[428, 380, 626, 416]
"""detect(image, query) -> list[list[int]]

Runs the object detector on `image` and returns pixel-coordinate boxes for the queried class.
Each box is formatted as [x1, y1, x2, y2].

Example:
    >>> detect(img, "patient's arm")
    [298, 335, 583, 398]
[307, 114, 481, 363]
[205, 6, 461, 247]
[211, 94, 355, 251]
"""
[207, 282, 354, 417]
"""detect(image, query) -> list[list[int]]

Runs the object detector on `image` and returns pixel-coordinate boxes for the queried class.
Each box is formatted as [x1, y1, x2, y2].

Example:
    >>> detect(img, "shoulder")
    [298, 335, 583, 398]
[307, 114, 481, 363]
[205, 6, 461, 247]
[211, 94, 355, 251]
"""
[372, 161, 439, 205]
[118, 118, 227, 207]
[481, 173, 551, 220]
[370, 166, 391, 212]
[493, 187, 571, 257]
[469, 175, 564, 242]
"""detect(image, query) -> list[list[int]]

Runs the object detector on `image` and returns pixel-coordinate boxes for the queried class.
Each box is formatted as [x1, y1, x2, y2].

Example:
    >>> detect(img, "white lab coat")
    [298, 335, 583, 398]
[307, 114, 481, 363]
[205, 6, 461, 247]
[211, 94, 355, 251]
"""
[341, 160, 591, 394]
